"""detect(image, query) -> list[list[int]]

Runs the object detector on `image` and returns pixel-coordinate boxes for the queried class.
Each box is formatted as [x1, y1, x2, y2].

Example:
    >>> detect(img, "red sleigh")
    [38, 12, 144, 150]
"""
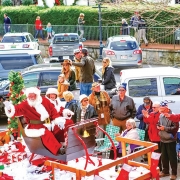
[18, 117, 117, 170]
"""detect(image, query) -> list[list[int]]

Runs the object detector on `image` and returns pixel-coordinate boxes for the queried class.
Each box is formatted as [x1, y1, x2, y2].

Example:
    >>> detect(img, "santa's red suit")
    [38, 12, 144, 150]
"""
[5, 87, 68, 155]
[45, 88, 74, 143]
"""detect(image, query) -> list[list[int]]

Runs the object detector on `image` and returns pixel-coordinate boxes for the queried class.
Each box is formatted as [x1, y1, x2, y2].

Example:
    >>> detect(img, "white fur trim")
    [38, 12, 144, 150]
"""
[45, 96, 63, 112]
[46, 88, 58, 95]
[5, 104, 15, 118]
[25, 87, 41, 97]
[32, 96, 49, 121]
[43, 124, 52, 131]
[24, 125, 45, 137]
[62, 109, 74, 119]
[54, 117, 66, 129]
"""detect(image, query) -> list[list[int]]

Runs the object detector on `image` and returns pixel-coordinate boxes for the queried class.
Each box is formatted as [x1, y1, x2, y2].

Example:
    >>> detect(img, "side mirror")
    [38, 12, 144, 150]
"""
[81, 38, 86, 42]
[35, 39, 39, 42]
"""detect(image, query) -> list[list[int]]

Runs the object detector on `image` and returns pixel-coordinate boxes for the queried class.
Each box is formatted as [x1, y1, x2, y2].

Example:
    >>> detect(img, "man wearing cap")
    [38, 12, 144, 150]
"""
[70, 48, 95, 96]
[110, 84, 136, 133]
[89, 82, 111, 139]
[142, 101, 162, 171]
[157, 101, 178, 179]
[76, 94, 97, 122]
[3, 87, 73, 155]
[73, 49, 82, 84]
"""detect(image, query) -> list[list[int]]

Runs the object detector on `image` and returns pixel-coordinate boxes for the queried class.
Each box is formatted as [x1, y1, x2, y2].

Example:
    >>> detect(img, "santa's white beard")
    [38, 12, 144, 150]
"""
[27, 96, 41, 107]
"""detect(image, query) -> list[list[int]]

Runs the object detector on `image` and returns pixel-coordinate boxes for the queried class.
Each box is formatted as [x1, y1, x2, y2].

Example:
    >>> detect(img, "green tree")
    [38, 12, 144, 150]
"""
[7, 71, 26, 135]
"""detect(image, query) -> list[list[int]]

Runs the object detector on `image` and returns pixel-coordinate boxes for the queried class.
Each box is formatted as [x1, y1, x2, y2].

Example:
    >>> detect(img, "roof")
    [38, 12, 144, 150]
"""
[0, 49, 41, 55]
[120, 67, 180, 80]
[21, 63, 62, 73]
[54, 33, 79, 36]
[3, 32, 30, 36]
[108, 35, 136, 41]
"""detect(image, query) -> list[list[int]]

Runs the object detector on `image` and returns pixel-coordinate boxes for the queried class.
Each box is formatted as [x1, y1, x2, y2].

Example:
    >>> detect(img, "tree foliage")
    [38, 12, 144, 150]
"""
[1, 0, 13, 6]
[21, 0, 33, 6]
[7, 71, 26, 134]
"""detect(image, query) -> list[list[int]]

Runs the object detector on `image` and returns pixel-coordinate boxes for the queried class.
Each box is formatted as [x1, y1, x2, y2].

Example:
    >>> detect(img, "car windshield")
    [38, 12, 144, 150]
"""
[0, 80, 9, 89]
[110, 40, 137, 51]
[53, 35, 79, 43]
[2, 36, 26, 43]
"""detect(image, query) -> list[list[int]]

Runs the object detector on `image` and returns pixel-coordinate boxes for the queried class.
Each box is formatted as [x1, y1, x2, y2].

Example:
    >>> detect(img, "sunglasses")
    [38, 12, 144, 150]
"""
[152, 107, 158, 108]
[83, 99, 88, 102]
[74, 52, 80, 55]
[102, 61, 107, 63]
[118, 89, 125, 91]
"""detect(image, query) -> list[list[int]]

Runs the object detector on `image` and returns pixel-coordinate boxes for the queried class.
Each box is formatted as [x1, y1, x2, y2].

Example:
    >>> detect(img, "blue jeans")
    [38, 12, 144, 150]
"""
[4, 25, 10, 34]
[80, 82, 92, 96]
[35, 30, 44, 39]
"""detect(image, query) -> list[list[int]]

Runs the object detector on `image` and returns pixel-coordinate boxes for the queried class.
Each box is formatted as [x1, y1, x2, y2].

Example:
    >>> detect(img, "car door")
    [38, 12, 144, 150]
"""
[29, 34, 39, 50]
[125, 76, 162, 109]
[160, 76, 180, 113]
[124, 76, 162, 126]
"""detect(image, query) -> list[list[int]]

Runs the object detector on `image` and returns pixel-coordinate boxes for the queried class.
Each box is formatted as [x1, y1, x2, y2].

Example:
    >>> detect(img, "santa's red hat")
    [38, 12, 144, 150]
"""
[25, 87, 41, 97]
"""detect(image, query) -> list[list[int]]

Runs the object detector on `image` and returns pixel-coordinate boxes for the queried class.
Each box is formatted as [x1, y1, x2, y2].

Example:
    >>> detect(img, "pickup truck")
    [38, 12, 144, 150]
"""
[120, 67, 180, 114]
[48, 33, 85, 63]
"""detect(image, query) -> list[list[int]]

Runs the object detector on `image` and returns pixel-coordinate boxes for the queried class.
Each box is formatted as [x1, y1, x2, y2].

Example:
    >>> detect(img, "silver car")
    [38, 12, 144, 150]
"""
[102, 35, 142, 68]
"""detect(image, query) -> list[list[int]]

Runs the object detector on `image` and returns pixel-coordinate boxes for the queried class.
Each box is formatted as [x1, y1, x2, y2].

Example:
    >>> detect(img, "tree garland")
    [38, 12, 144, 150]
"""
[7, 71, 26, 136]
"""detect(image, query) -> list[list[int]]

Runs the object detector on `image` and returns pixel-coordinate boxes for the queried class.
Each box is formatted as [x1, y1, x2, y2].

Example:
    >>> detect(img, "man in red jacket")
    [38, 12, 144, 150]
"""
[34, 16, 44, 40]
[142, 101, 162, 171]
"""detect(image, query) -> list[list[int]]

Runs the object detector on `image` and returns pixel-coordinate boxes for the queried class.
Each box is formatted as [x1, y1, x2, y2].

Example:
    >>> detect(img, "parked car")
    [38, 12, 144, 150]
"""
[120, 67, 180, 113]
[0, 50, 44, 81]
[48, 33, 86, 63]
[0, 32, 39, 50]
[102, 35, 142, 68]
[0, 63, 102, 100]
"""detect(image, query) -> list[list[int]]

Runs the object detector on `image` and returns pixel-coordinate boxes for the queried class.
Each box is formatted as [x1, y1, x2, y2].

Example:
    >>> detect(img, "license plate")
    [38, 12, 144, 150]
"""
[121, 55, 127, 59]
[63, 56, 69, 59]
[11, 45, 16, 48]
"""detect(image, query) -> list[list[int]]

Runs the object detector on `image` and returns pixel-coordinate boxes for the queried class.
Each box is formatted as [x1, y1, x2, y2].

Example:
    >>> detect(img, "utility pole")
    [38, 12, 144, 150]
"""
[93, 1, 107, 60]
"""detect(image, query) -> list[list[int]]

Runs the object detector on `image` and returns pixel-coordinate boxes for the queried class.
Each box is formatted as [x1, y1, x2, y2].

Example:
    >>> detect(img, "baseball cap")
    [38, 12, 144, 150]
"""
[74, 49, 80, 54]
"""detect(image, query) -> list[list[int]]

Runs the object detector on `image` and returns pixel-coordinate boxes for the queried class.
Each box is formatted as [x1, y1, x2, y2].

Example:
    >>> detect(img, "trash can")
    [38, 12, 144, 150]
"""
[175, 29, 180, 40]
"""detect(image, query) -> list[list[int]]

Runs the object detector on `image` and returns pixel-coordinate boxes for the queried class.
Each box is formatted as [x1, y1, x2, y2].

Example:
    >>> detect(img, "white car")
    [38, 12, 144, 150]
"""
[0, 32, 39, 50]
[120, 67, 180, 113]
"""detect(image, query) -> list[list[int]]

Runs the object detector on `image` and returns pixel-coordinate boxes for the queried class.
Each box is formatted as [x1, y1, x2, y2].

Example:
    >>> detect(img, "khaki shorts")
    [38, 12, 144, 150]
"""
[112, 118, 128, 133]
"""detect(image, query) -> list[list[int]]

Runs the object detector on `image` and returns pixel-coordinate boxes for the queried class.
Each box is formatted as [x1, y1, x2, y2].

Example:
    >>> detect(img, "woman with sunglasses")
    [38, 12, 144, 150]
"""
[101, 57, 116, 91]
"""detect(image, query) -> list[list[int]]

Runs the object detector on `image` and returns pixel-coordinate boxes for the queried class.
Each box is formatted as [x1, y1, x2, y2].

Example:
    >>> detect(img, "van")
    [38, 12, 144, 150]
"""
[120, 67, 180, 113]
[0, 50, 44, 81]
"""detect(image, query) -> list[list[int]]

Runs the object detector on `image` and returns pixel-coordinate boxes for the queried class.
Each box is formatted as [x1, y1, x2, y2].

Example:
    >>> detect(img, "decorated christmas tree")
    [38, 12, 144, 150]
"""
[7, 71, 26, 136]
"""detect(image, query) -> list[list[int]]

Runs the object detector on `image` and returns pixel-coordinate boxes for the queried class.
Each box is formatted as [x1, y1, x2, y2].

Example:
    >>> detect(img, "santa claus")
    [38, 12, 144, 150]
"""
[4, 87, 71, 155]
[45, 88, 74, 144]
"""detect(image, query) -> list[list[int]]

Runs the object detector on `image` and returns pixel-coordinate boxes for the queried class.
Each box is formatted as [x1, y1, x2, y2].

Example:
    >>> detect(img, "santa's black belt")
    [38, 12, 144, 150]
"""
[30, 120, 45, 125]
